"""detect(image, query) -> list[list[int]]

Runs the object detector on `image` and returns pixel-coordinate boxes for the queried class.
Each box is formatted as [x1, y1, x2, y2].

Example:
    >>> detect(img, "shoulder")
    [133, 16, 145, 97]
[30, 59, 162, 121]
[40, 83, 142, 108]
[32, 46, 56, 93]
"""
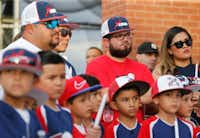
[141, 116, 159, 126]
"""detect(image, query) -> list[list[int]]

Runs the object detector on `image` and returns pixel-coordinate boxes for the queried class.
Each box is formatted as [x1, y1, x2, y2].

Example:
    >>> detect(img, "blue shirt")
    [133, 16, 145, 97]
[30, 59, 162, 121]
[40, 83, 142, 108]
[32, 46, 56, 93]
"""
[0, 101, 42, 138]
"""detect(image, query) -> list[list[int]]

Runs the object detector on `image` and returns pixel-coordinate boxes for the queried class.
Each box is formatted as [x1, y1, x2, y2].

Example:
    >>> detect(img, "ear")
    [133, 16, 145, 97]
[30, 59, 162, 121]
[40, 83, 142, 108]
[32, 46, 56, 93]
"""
[167, 48, 173, 55]
[102, 38, 109, 51]
[109, 101, 119, 111]
[152, 97, 159, 105]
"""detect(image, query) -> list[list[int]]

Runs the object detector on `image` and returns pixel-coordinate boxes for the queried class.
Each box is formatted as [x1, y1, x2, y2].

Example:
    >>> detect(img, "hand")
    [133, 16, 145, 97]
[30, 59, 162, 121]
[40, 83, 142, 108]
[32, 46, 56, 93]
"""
[86, 124, 101, 138]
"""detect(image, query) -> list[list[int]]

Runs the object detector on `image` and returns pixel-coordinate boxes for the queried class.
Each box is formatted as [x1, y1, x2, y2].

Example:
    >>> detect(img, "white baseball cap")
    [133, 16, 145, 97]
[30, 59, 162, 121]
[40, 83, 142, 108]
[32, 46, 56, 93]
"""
[21, 1, 64, 26]
[152, 75, 192, 98]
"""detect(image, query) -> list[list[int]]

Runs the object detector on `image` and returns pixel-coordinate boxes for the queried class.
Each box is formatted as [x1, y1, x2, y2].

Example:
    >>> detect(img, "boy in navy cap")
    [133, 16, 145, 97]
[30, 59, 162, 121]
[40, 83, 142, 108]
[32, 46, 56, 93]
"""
[138, 75, 195, 138]
[104, 75, 150, 138]
[0, 48, 43, 138]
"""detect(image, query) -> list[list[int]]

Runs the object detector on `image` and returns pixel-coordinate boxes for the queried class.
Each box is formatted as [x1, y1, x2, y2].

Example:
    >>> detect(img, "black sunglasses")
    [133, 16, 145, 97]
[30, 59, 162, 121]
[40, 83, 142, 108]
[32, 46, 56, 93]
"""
[60, 29, 72, 37]
[170, 39, 192, 49]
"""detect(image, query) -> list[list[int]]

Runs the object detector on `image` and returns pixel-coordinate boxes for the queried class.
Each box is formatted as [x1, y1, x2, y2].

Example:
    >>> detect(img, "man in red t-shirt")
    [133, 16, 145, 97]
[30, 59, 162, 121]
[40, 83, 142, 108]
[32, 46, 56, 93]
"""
[86, 16, 155, 130]
[86, 16, 154, 103]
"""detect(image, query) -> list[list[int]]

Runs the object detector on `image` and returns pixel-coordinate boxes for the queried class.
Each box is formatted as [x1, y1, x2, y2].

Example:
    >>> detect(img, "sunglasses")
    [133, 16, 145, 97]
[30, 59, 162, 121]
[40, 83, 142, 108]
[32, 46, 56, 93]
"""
[60, 29, 72, 37]
[44, 20, 59, 29]
[170, 39, 192, 49]
[35, 20, 59, 29]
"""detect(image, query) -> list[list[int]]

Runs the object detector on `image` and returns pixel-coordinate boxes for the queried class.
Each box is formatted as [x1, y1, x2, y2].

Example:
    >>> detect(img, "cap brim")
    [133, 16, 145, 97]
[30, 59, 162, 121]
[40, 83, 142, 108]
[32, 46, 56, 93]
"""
[103, 28, 134, 37]
[0, 65, 41, 76]
[153, 88, 192, 98]
[39, 13, 65, 22]
[59, 22, 79, 30]
[71, 84, 102, 98]
[186, 84, 200, 92]
[137, 49, 159, 54]
[119, 80, 150, 96]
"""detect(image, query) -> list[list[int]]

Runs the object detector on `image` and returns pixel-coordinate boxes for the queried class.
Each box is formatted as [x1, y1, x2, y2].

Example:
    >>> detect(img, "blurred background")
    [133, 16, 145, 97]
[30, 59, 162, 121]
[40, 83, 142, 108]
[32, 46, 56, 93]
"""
[0, 0, 102, 73]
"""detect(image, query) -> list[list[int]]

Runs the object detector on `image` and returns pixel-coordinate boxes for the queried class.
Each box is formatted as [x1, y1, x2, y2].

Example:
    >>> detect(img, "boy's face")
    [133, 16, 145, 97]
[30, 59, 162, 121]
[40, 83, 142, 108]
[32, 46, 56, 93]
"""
[35, 64, 65, 100]
[70, 92, 93, 119]
[153, 90, 182, 115]
[0, 69, 35, 98]
[177, 93, 193, 118]
[111, 89, 140, 118]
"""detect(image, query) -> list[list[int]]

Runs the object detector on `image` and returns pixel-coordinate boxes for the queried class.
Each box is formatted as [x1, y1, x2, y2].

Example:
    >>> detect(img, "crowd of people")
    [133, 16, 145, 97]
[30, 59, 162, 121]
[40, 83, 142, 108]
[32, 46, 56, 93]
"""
[0, 1, 199, 138]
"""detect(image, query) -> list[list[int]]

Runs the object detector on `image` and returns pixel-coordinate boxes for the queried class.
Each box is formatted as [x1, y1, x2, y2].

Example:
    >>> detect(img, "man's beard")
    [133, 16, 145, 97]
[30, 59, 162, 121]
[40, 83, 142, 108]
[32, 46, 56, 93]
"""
[49, 41, 59, 49]
[109, 43, 132, 58]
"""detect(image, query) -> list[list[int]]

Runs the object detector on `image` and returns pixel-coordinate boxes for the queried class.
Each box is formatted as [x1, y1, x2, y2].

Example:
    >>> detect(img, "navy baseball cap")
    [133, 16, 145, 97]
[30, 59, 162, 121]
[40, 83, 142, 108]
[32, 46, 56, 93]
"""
[101, 16, 131, 37]
[21, 1, 65, 26]
[137, 42, 158, 54]
[0, 48, 42, 76]
[58, 14, 79, 30]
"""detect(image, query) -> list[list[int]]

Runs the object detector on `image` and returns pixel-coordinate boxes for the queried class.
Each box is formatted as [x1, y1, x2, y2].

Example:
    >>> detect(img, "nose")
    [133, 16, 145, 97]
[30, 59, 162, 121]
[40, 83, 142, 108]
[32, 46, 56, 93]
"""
[53, 27, 59, 33]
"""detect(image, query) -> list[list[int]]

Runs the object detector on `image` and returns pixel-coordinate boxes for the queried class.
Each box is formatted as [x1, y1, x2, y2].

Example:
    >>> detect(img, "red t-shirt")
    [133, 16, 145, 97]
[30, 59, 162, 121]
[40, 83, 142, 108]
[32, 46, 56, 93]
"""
[86, 55, 154, 88]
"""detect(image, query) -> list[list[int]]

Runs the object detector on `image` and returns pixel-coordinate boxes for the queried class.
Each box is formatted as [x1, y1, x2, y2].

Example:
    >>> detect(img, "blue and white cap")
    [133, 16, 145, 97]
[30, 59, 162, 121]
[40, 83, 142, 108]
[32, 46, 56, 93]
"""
[101, 16, 131, 37]
[21, 1, 65, 26]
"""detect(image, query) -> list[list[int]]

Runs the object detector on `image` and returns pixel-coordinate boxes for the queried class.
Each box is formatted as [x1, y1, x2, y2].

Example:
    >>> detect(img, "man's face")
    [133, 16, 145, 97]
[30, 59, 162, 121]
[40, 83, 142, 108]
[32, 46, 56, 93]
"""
[108, 31, 132, 58]
[136, 53, 158, 71]
[32, 20, 60, 50]
[53, 26, 72, 53]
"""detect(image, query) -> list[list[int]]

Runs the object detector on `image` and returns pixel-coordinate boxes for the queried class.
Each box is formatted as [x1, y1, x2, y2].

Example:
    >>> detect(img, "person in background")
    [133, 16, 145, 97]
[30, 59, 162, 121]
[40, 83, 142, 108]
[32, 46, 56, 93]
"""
[35, 51, 72, 137]
[138, 75, 194, 138]
[0, 48, 43, 138]
[104, 75, 150, 138]
[86, 46, 103, 64]
[136, 41, 159, 72]
[152, 26, 199, 80]
[53, 16, 79, 79]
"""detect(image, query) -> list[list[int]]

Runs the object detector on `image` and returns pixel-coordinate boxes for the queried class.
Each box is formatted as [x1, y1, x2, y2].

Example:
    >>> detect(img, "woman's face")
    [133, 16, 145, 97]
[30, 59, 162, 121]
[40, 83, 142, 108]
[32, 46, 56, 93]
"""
[168, 32, 192, 61]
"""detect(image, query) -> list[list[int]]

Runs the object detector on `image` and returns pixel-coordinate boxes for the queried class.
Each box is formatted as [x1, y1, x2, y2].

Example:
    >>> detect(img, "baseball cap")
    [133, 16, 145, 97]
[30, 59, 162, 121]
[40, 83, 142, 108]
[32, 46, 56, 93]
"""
[109, 74, 150, 101]
[101, 16, 131, 37]
[21, 1, 65, 26]
[58, 75, 102, 106]
[152, 75, 192, 98]
[58, 15, 79, 30]
[0, 48, 42, 76]
[137, 42, 158, 54]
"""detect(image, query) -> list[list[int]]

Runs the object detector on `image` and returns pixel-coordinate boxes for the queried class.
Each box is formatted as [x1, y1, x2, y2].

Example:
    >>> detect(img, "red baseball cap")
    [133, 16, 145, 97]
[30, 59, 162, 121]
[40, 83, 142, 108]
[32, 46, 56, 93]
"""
[58, 75, 102, 106]
[109, 74, 150, 101]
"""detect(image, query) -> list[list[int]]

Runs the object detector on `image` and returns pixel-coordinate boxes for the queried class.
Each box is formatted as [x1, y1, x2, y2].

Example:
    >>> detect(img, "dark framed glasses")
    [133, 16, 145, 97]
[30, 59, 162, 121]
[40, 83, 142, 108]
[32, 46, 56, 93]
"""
[170, 39, 192, 49]
[60, 29, 72, 37]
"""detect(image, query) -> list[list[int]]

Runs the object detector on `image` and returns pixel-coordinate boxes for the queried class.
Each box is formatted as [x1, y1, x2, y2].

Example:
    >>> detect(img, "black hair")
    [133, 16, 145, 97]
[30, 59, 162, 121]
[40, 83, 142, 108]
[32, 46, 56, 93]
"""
[38, 51, 65, 65]
[112, 83, 140, 101]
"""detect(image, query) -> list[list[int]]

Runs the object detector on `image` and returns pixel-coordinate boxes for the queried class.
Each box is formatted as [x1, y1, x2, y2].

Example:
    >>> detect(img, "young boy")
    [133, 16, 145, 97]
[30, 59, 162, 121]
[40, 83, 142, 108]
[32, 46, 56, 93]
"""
[58, 74, 103, 138]
[0, 48, 43, 138]
[35, 51, 72, 137]
[104, 75, 150, 138]
[138, 74, 195, 138]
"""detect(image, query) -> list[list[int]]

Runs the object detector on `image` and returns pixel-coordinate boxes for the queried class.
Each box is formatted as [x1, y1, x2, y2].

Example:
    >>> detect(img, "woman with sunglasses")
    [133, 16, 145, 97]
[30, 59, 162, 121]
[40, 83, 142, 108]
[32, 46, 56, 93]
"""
[153, 26, 199, 79]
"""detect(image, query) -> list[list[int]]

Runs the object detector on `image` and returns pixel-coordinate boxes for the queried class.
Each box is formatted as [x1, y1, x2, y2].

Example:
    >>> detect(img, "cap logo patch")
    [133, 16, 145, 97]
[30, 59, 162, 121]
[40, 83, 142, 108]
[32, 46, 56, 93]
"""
[168, 77, 180, 87]
[114, 20, 128, 29]
[45, 6, 56, 17]
[74, 80, 87, 90]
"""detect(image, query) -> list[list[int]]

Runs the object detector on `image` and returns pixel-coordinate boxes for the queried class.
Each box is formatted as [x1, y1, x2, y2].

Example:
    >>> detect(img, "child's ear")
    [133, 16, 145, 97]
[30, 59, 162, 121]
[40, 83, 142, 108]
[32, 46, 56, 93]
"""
[110, 101, 119, 111]
[152, 97, 159, 105]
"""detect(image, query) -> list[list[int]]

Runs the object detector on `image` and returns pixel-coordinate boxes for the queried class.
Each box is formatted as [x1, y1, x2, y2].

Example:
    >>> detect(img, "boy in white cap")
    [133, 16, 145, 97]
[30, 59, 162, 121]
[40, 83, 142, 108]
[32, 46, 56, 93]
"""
[104, 75, 150, 138]
[138, 75, 195, 138]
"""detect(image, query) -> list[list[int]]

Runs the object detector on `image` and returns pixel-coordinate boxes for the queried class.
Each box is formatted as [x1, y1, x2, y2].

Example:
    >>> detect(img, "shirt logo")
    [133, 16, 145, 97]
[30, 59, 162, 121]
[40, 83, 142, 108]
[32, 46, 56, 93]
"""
[74, 80, 86, 90]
